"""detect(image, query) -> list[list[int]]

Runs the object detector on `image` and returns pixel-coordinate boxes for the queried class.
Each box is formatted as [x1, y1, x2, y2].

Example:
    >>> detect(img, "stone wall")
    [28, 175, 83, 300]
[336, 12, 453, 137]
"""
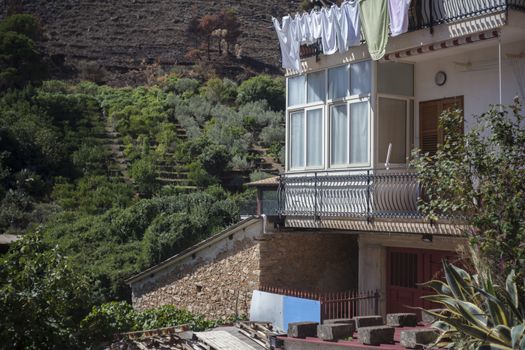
[132, 238, 260, 319]
[260, 232, 359, 292]
[130, 225, 360, 320]
[130, 219, 263, 320]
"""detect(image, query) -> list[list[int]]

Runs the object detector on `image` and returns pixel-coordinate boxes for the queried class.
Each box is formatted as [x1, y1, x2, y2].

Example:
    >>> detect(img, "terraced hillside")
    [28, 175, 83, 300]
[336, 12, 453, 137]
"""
[0, 0, 300, 85]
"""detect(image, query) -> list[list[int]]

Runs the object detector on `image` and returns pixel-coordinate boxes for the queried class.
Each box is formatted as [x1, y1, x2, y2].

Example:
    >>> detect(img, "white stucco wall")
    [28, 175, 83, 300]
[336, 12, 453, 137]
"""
[414, 39, 525, 141]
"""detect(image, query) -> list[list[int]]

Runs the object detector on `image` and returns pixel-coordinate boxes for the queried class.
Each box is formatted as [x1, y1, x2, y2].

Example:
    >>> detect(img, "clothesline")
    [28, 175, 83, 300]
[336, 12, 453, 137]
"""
[273, 0, 411, 72]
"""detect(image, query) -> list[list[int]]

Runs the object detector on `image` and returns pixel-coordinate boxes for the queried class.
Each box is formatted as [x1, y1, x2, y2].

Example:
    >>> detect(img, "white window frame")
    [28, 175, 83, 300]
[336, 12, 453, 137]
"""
[285, 60, 373, 172]
[376, 93, 415, 168]
[287, 105, 325, 171]
[328, 98, 371, 169]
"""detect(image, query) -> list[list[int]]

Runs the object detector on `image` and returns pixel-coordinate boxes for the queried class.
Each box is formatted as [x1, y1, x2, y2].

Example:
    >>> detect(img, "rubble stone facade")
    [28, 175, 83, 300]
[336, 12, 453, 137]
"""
[131, 235, 261, 319]
[129, 219, 359, 320]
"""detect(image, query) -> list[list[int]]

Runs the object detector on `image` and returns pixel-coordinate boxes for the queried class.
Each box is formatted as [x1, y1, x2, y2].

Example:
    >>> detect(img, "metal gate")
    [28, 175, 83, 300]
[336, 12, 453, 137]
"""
[386, 247, 458, 319]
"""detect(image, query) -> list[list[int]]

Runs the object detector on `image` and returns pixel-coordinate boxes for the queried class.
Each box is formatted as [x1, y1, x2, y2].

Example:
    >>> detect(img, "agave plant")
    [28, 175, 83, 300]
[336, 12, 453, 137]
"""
[421, 260, 525, 349]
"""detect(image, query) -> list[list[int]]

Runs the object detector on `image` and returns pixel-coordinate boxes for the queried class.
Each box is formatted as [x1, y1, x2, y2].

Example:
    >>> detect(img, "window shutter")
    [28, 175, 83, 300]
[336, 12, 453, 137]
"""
[419, 97, 464, 156]
[419, 100, 440, 156]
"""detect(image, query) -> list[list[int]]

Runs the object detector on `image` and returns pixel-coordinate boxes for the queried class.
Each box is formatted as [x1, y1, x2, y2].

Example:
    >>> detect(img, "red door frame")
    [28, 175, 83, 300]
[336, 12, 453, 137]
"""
[386, 247, 457, 319]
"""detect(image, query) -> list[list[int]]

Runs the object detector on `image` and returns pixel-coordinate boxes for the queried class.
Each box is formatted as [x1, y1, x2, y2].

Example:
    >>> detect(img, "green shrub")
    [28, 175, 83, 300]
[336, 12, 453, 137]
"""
[0, 14, 49, 90]
[162, 77, 200, 95]
[0, 189, 34, 231]
[201, 78, 238, 105]
[80, 301, 135, 344]
[0, 14, 42, 40]
[187, 161, 217, 188]
[198, 143, 230, 177]
[0, 234, 93, 350]
[72, 143, 108, 176]
[80, 302, 218, 345]
[237, 75, 285, 111]
[129, 157, 158, 196]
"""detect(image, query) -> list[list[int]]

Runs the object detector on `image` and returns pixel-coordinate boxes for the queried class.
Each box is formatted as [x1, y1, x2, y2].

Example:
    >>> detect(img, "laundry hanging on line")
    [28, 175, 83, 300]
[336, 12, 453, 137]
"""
[388, 0, 411, 37]
[272, 0, 411, 70]
[359, 0, 389, 60]
[272, 0, 361, 71]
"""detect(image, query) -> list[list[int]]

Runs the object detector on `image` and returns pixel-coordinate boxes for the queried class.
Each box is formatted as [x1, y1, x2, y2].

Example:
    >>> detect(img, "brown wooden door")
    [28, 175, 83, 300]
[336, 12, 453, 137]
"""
[419, 96, 464, 155]
[386, 248, 458, 319]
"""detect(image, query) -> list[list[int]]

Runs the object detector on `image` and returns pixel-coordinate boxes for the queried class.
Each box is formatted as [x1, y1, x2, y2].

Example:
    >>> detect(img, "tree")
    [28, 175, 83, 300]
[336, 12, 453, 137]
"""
[0, 14, 42, 41]
[198, 14, 220, 60]
[0, 14, 47, 90]
[411, 100, 525, 283]
[236, 75, 286, 112]
[220, 9, 242, 54]
[0, 233, 93, 350]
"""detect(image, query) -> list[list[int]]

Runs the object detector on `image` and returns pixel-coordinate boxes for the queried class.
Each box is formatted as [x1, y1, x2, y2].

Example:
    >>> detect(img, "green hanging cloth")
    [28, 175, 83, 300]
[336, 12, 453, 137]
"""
[359, 0, 389, 60]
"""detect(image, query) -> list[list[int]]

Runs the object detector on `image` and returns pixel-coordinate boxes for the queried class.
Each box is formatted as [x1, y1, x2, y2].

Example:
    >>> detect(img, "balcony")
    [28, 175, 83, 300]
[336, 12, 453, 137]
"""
[300, 0, 525, 59]
[277, 169, 422, 221]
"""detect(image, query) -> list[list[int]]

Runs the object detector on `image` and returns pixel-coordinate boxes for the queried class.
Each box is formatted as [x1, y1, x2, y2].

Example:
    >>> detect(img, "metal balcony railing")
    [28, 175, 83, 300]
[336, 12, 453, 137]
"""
[277, 169, 423, 220]
[299, 0, 525, 59]
[408, 0, 525, 32]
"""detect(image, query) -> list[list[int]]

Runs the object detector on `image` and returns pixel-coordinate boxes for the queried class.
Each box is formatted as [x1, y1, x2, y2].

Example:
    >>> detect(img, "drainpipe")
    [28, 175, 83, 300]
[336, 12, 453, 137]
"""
[261, 214, 267, 234]
[498, 31, 502, 109]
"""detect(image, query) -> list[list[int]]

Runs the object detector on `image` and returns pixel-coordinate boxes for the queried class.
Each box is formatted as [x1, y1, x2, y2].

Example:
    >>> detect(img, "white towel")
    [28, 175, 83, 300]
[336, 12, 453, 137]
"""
[388, 0, 411, 37]
[310, 9, 323, 40]
[338, 0, 361, 52]
[296, 13, 313, 45]
[273, 16, 301, 71]
[321, 6, 338, 55]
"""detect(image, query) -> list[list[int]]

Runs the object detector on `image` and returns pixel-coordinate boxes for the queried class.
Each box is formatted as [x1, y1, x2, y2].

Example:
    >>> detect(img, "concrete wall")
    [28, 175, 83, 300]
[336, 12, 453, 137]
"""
[414, 39, 525, 138]
[260, 232, 359, 292]
[358, 232, 467, 315]
[130, 220, 263, 319]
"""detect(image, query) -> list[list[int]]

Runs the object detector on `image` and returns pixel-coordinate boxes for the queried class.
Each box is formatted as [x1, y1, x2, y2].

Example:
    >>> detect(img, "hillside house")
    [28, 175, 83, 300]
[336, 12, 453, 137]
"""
[128, 0, 525, 321]
[255, 0, 525, 316]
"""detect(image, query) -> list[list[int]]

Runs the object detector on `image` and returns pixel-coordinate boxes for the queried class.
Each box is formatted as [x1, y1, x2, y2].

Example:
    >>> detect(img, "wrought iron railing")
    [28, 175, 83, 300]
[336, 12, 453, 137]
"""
[277, 169, 422, 220]
[260, 286, 380, 321]
[408, 0, 525, 32]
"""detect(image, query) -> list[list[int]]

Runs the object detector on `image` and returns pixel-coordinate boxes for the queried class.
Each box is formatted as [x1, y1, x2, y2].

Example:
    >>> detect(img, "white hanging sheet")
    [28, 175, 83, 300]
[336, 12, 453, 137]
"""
[388, 0, 411, 37]
[272, 16, 301, 71]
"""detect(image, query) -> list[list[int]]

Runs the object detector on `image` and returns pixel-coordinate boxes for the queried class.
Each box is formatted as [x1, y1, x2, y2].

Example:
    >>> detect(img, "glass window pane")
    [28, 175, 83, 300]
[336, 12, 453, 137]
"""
[306, 109, 323, 167]
[331, 104, 348, 165]
[350, 60, 371, 96]
[290, 111, 305, 169]
[378, 62, 414, 96]
[307, 71, 325, 103]
[288, 75, 305, 106]
[328, 65, 349, 99]
[350, 102, 369, 164]
[378, 98, 407, 164]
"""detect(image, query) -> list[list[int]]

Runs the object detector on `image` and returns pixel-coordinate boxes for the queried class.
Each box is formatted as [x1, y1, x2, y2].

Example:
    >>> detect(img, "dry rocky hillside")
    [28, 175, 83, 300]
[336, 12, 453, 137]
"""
[1, 0, 300, 85]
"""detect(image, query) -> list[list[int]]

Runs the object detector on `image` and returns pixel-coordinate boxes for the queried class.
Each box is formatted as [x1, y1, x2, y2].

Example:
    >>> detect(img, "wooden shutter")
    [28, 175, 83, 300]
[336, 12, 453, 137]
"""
[419, 100, 440, 155]
[419, 96, 464, 155]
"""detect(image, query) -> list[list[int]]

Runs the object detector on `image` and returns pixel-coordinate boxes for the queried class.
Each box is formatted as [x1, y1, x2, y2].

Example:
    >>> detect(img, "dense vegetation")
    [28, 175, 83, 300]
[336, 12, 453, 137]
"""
[0, 14, 284, 349]
[412, 103, 525, 348]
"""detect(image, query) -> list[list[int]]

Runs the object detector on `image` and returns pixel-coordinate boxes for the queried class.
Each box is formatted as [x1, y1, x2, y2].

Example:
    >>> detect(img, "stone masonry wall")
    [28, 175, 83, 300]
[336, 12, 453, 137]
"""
[132, 238, 260, 319]
[260, 232, 359, 292]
